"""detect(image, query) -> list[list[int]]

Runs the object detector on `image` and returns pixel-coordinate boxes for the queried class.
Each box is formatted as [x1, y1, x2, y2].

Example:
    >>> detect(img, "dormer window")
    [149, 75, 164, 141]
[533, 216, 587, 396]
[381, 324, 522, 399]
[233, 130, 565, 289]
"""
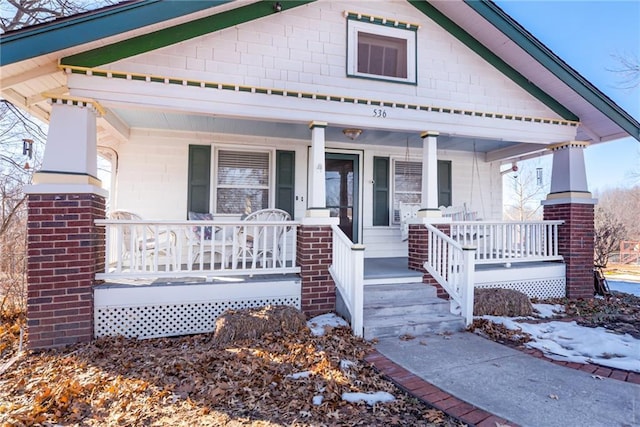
[346, 15, 417, 84]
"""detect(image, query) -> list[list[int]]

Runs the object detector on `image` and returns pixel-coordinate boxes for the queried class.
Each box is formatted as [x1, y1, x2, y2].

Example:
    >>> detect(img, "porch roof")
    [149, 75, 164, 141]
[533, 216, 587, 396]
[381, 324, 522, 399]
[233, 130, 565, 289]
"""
[1, 0, 638, 149]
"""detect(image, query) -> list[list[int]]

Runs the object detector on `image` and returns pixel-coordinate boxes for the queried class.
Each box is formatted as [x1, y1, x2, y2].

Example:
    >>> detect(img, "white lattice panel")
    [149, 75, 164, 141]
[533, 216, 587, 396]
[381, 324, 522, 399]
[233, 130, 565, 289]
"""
[95, 296, 300, 339]
[475, 277, 565, 299]
[94, 280, 301, 339]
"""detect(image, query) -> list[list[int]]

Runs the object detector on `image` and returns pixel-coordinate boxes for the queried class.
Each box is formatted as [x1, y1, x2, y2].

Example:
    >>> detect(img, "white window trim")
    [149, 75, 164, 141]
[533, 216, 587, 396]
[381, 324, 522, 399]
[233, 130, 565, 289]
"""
[392, 158, 422, 224]
[212, 146, 275, 215]
[346, 19, 417, 84]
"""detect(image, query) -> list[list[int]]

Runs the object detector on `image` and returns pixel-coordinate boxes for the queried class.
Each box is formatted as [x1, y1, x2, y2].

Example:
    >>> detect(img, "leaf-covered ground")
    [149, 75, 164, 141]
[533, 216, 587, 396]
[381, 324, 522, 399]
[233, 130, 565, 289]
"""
[0, 314, 462, 427]
[470, 290, 640, 345]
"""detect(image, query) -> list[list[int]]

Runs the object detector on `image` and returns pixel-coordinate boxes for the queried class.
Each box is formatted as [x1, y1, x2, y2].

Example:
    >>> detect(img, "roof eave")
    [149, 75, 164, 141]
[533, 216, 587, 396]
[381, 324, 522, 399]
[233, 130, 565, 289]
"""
[0, 0, 231, 66]
[466, 0, 640, 143]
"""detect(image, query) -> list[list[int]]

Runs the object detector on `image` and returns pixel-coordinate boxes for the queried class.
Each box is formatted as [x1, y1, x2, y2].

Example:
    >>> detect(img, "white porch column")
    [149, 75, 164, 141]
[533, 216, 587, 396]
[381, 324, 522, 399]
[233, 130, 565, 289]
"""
[31, 99, 104, 191]
[419, 131, 440, 218]
[307, 121, 328, 216]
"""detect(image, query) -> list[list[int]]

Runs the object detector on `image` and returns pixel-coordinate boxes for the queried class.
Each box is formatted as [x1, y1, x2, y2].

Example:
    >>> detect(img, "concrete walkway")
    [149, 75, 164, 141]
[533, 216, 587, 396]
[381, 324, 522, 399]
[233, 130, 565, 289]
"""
[374, 332, 640, 427]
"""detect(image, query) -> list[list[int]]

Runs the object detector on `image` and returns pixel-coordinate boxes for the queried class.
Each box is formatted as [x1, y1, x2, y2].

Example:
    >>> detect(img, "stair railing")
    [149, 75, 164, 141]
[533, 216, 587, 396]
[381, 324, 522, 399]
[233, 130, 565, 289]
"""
[423, 223, 476, 326]
[329, 225, 364, 337]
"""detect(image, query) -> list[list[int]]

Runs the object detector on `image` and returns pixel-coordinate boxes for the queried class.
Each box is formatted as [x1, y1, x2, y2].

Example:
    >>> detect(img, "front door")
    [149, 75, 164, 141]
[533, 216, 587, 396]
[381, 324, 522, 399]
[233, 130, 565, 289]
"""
[325, 153, 359, 242]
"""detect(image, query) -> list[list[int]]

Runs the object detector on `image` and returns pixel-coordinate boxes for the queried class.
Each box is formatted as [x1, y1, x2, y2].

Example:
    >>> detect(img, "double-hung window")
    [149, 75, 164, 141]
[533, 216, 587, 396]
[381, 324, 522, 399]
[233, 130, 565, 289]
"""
[215, 150, 270, 214]
[347, 16, 417, 84]
[393, 160, 422, 223]
[386, 159, 452, 224]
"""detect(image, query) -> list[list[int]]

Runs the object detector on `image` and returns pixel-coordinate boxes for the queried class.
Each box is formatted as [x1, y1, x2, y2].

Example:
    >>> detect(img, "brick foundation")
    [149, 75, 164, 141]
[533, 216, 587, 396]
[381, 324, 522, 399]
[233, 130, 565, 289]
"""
[26, 193, 105, 349]
[296, 225, 336, 317]
[408, 223, 450, 299]
[543, 203, 594, 299]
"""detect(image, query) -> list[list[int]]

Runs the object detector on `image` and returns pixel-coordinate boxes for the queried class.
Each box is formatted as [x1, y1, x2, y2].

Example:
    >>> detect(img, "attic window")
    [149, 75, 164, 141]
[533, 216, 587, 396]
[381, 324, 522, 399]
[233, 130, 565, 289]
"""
[358, 32, 407, 78]
[347, 17, 417, 84]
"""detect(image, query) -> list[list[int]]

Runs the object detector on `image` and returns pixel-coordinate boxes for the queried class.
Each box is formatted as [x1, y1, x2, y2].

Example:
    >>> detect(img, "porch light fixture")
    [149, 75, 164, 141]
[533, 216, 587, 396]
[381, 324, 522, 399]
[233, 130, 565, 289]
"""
[342, 128, 362, 140]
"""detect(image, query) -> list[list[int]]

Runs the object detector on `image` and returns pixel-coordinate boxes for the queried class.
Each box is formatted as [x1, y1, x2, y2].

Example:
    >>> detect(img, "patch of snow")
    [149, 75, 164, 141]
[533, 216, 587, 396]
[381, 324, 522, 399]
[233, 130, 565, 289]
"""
[340, 360, 355, 370]
[533, 303, 565, 318]
[307, 313, 349, 336]
[341, 391, 395, 406]
[286, 371, 312, 380]
[312, 395, 323, 406]
[484, 316, 640, 373]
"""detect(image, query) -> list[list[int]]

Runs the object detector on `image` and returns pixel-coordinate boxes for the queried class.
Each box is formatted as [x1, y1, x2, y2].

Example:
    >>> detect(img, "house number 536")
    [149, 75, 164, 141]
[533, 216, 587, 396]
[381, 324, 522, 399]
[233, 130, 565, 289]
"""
[373, 109, 387, 118]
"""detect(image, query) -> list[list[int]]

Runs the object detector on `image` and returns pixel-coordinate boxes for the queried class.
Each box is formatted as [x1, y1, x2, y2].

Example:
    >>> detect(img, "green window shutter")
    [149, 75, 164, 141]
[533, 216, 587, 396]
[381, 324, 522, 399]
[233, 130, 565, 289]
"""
[437, 160, 452, 207]
[275, 150, 295, 217]
[187, 145, 211, 215]
[373, 157, 390, 226]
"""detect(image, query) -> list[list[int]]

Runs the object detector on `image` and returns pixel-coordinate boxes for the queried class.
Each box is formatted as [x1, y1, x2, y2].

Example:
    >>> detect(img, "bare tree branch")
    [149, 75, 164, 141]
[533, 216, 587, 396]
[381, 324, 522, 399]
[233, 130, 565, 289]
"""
[608, 52, 640, 89]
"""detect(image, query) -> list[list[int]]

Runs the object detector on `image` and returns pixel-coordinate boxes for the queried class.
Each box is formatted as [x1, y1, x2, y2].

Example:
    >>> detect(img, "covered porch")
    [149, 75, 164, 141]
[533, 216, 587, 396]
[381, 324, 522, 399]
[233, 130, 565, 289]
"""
[93, 215, 567, 339]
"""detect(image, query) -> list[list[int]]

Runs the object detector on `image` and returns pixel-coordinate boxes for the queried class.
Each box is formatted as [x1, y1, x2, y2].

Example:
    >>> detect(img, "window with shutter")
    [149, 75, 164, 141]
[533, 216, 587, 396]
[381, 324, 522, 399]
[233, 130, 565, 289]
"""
[393, 160, 422, 223]
[215, 150, 270, 214]
[391, 160, 453, 223]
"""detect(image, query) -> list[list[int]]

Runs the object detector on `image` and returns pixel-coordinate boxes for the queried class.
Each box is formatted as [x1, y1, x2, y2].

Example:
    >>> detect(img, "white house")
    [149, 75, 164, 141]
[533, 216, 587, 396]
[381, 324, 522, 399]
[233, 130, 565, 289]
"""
[1, 0, 639, 349]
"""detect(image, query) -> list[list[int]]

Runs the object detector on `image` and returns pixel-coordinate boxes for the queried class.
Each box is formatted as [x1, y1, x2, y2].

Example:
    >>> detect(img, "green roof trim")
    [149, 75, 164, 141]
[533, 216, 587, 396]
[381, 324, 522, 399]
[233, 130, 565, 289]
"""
[465, 0, 640, 142]
[408, 0, 579, 122]
[62, 0, 316, 68]
[1, 1, 228, 66]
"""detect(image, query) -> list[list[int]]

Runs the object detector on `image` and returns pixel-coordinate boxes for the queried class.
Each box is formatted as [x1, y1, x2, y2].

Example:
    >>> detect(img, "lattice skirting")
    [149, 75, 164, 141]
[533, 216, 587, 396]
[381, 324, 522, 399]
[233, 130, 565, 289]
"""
[94, 281, 301, 339]
[475, 277, 566, 299]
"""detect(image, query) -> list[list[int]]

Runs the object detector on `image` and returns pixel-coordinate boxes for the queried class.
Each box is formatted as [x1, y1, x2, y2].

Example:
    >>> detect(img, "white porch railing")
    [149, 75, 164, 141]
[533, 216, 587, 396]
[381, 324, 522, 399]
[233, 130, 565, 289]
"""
[423, 223, 475, 326]
[450, 221, 564, 264]
[95, 219, 300, 279]
[329, 225, 364, 337]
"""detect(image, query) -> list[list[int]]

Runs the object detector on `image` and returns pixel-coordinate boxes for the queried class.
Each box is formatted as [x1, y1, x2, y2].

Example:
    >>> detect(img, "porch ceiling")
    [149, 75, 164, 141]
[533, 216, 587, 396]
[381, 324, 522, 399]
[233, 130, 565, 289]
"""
[112, 108, 518, 155]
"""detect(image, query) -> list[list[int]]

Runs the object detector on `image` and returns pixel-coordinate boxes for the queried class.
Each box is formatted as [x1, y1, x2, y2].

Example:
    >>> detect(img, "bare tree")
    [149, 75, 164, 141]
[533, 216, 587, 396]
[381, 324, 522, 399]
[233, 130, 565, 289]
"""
[0, 0, 113, 33]
[0, 100, 46, 313]
[594, 186, 640, 266]
[503, 160, 550, 221]
[594, 204, 626, 267]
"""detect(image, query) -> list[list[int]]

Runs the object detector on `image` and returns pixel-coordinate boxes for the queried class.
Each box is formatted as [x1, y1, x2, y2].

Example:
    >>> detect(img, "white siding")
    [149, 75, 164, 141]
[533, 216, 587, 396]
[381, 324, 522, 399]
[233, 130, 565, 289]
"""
[108, 0, 559, 120]
[113, 131, 311, 220]
[113, 132, 502, 259]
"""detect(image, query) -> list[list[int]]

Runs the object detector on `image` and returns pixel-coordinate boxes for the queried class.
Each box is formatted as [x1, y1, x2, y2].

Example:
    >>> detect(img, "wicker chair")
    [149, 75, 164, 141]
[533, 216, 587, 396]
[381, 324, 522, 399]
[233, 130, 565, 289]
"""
[109, 210, 176, 270]
[235, 208, 292, 268]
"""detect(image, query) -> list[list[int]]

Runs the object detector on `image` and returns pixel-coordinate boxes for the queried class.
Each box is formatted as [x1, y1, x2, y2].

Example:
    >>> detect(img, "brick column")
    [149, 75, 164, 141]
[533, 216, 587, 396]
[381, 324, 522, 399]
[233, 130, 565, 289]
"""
[297, 224, 336, 317]
[543, 203, 594, 299]
[408, 222, 451, 299]
[542, 141, 597, 299]
[26, 192, 105, 349]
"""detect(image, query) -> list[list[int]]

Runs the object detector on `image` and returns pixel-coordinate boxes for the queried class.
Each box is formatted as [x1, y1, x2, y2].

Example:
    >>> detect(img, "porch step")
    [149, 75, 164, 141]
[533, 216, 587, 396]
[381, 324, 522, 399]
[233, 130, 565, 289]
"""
[364, 282, 438, 303]
[363, 282, 465, 340]
[363, 312, 465, 341]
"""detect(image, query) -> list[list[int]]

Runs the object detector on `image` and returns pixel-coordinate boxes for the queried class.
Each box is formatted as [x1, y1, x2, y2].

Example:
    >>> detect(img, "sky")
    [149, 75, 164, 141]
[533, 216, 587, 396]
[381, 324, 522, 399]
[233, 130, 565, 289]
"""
[494, 0, 640, 191]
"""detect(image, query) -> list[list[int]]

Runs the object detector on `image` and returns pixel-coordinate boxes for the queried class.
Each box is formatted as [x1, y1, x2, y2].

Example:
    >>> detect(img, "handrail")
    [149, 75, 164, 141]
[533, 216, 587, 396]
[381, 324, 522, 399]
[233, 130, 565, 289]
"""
[423, 223, 475, 326]
[329, 225, 364, 337]
[95, 219, 300, 279]
[450, 220, 564, 264]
